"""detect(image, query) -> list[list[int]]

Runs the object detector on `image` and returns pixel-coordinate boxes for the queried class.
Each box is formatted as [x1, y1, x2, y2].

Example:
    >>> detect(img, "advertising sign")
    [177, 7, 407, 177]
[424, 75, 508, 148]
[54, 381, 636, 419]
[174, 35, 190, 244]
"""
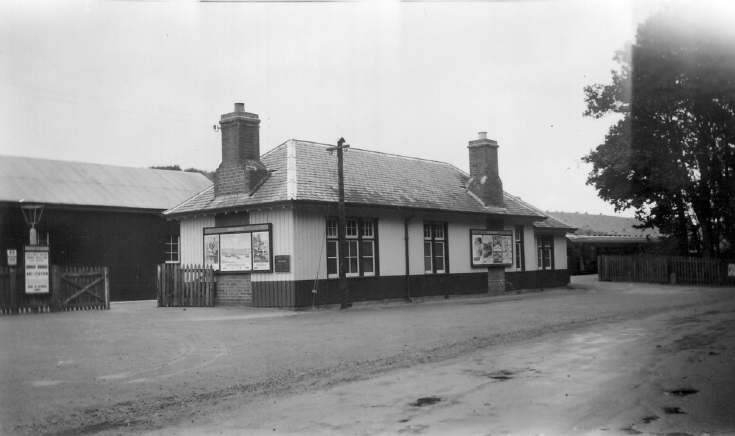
[203, 234, 220, 270]
[24, 246, 50, 294]
[251, 231, 271, 271]
[203, 223, 273, 272]
[470, 230, 513, 267]
[220, 233, 252, 272]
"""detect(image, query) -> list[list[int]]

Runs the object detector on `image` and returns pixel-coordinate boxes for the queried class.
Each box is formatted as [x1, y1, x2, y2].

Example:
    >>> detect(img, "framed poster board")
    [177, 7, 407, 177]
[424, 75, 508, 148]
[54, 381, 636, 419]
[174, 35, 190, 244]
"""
[470, 229, 513, 267]
[25, 245, 50, 294]
[220, 233, 252, 271]
[203, 234, 220, 270]
[203, 223, 272, 272]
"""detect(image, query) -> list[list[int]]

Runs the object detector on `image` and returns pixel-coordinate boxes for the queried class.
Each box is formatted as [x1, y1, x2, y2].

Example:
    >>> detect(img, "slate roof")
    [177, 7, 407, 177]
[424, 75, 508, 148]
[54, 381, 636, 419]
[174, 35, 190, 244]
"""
[164, 140, 569, 230]
[546, 211, 661, 238]
[0, 155, 212, 211]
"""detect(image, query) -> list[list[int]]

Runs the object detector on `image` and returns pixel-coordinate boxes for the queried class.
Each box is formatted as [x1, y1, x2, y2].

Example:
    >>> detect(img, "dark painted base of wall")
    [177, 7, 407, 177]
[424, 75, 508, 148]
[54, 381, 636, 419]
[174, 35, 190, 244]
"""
[251, 270, 570, 308]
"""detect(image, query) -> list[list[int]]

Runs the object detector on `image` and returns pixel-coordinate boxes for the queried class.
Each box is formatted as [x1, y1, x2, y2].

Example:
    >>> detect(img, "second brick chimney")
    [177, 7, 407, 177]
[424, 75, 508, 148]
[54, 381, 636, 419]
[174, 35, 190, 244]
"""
[467, 132, 504, 208]
[214, 102, 268, 196]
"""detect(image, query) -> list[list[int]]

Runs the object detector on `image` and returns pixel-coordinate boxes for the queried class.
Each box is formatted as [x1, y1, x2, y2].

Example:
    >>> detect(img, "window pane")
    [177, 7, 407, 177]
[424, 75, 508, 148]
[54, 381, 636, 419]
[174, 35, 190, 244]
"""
[348, 240, 358, 256]
[424, 224, 432, 239]
[346, 220, 358, 238]
[361, 241, 373, 257]
[327, 241, 336, 258]
[433, 242, 445, 271]
[424, 256, 432, 272]
[349, 257, 358, 273]
[433, 224, 444, 240]
[327, 258, 337, 275]
[362, 220, 374, 238]
[361, 256, 374, 274]
[326, 219, 338, 238]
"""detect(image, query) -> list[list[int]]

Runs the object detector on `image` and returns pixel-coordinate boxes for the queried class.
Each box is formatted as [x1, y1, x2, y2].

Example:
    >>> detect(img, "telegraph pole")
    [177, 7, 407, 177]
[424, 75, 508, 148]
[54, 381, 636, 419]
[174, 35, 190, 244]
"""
[327, 138, 351, 309]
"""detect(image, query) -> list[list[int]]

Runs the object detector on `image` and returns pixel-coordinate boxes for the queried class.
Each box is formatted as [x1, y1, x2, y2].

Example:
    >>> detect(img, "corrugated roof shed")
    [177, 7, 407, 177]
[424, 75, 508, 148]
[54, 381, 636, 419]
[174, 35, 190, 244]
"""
[0, 155, 212, 211]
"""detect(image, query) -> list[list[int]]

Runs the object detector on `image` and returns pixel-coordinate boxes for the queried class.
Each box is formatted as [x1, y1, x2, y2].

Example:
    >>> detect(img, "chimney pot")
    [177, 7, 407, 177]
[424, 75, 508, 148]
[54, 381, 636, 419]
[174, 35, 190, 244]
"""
[478, 131, 487, 140]
[234, 102, 245, 112]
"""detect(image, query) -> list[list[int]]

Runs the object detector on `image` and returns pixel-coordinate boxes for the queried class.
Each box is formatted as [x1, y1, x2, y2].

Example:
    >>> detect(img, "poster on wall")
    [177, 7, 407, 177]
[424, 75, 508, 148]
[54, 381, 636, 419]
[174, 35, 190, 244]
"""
[203, 223, 273, 272]
[251, 231, 271, 271]
[25, 245, 50, 294]
[203, 234, 220, 270]
[470, 230, 513, 267]
[219, 233, 252, 271]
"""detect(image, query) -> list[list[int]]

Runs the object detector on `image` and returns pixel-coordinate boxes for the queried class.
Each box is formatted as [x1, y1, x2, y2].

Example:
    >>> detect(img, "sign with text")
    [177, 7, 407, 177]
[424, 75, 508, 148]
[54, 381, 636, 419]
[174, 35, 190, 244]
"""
[274, 255, 290, 273]
[24, 245, 50, 294]
[6, 249, 17, 266]
[470, 229, 513, 267]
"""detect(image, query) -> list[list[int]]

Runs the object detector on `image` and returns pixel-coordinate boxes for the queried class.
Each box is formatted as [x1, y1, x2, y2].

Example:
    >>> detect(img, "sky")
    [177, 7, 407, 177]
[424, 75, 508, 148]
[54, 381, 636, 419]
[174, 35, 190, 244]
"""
[0, 0, 679, 216]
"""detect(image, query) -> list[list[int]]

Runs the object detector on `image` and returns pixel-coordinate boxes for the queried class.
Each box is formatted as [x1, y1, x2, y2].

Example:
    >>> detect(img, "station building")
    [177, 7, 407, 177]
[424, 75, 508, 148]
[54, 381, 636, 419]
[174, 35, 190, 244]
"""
[164, 103, 574, 307]
[0, 156, 211, 300]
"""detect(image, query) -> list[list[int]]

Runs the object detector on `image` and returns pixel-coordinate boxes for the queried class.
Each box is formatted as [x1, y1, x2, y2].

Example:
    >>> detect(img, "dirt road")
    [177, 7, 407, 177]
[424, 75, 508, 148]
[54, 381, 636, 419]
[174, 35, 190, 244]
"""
[1, 277, 734, 435]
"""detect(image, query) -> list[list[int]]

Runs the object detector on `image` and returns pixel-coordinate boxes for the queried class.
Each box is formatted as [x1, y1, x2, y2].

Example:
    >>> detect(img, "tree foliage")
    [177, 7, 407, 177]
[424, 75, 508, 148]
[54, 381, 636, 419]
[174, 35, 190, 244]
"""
[583, 4, 735, 256]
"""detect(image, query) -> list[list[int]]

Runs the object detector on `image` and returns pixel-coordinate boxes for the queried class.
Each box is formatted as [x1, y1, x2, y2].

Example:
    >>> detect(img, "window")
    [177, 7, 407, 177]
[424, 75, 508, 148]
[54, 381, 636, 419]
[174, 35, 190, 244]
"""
[165, 235, 179, 263]
[326, 218, 378, 278]
[326, 240, 338, 276]
[424, 222, 448, 274]
[537, 234, 554, 270]
[514, 226, 525, 271]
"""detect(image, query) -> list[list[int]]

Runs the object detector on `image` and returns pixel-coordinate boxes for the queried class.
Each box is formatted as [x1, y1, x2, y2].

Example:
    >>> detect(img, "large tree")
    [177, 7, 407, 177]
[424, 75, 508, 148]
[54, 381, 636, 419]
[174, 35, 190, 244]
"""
[583, 4, 735, 256]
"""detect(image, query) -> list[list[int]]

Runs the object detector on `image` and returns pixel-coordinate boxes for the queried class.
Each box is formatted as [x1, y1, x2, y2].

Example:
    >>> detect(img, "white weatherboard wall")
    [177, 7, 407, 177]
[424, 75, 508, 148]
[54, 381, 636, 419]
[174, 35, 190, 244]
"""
[448, 218, 485, 274]
[293, 208, 327, 282]
[407, 220, 425, 275]
[524, 226, 538, 271]
[378, 217, 405, 277]
[250, 207, 295, 282]
[554, 234, 568, 270]
[180, 216, 215, 265]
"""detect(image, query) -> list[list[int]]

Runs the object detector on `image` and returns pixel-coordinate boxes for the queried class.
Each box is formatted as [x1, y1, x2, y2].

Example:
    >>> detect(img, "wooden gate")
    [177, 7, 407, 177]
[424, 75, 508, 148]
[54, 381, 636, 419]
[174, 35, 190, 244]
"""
[52, 266, 110, 311]
[0, 265, 110, 315]
[157, 264, 216, 307]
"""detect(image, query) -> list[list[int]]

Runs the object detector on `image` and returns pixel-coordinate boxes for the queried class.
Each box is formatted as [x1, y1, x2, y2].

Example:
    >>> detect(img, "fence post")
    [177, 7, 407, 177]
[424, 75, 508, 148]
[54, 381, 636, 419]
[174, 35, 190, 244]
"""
[9, 266, 17, 313]
[104, 267, 110, 310]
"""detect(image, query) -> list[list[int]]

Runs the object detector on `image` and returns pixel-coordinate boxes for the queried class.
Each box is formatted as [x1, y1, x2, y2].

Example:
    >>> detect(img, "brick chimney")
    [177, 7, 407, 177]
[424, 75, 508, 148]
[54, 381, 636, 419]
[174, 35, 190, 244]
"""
[467, 131, 504, 207]
[214, 102, 268, 196]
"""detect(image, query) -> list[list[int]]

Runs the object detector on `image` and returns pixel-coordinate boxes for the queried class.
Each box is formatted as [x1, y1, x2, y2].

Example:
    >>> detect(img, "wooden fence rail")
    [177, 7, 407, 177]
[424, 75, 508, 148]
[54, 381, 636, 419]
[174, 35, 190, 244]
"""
[0, 265, 109, 315]
[598, 255, 728, 285]
[157, 264, 216, 307]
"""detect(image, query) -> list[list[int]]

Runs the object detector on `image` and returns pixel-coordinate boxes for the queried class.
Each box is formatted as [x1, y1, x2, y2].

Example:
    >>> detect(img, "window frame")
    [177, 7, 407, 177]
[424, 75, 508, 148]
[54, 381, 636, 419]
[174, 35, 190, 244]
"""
[514, 226, 525, 271]
[165, 234, 180, 264]
[423, 222, 449, 274]
[536, 234, 554, 271]
[326, 217, 379, 278]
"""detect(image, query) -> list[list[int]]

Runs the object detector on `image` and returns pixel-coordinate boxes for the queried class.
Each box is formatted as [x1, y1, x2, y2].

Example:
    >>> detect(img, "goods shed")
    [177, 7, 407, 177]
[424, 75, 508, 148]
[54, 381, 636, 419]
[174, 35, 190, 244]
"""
[0, 156, 211, 300]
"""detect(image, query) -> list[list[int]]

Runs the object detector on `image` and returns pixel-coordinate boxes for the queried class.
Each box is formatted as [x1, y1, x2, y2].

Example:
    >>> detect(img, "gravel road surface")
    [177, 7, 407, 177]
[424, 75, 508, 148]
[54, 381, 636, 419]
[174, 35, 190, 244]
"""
[1, 276, 733, 435]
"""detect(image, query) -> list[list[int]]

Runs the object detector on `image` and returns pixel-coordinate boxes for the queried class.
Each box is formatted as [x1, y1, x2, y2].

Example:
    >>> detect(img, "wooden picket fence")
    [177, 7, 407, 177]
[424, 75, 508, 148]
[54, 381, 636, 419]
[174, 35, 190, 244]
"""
[0, 265, 109, 315]
[598, 255, 727, 285]
[157, 263, 216, 307]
